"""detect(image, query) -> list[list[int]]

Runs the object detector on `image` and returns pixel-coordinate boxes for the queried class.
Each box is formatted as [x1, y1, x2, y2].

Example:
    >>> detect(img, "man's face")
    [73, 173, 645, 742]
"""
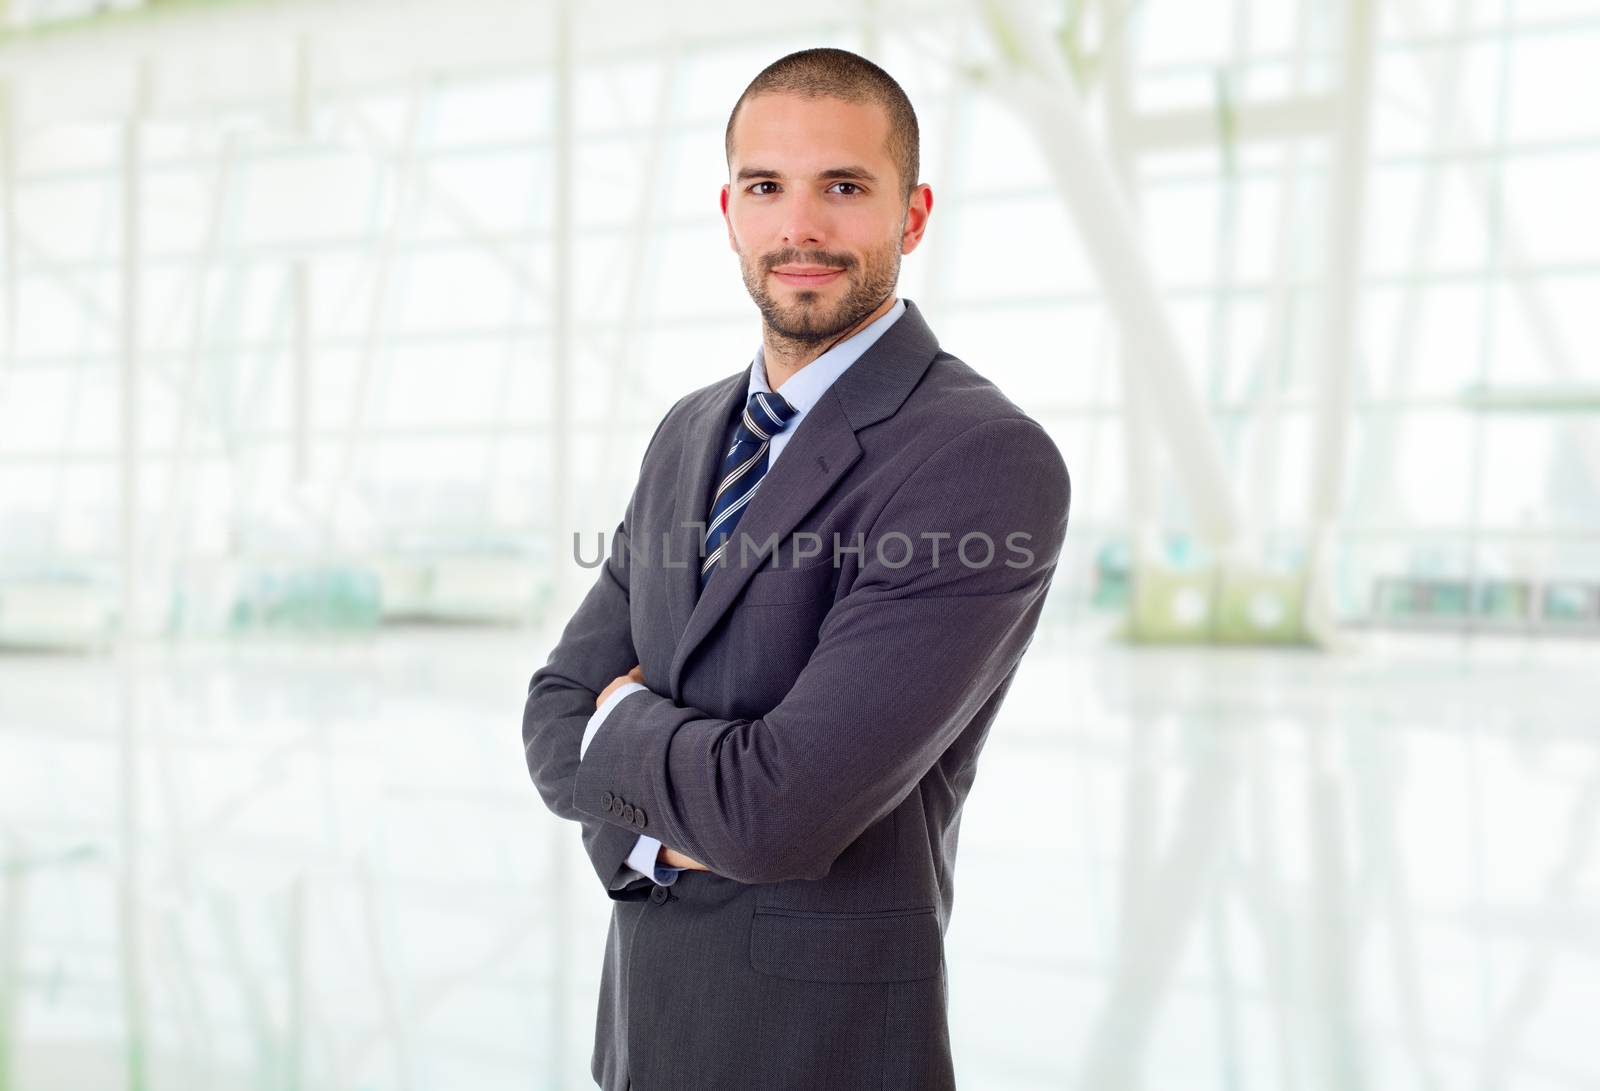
[722, 93, 931, 345]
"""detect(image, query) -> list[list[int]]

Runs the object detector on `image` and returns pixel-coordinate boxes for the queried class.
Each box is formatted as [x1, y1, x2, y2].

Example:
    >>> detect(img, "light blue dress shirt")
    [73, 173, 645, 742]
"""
[580, 298, 908, 886]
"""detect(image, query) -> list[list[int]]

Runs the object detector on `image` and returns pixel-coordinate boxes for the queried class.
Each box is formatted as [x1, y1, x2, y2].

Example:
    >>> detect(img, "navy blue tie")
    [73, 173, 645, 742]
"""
[701, 391, 799, 592]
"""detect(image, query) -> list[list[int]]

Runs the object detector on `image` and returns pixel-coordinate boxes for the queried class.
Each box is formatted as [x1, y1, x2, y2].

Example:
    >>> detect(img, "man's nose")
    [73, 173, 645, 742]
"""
[780, 190, 827, 247]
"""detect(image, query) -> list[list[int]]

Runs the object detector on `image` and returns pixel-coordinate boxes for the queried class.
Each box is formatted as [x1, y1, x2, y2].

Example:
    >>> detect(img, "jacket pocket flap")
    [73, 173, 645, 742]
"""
[749, 908, 941, 984]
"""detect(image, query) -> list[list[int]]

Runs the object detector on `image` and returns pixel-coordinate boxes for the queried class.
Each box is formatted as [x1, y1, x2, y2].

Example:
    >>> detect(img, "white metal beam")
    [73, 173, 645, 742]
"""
[115, 57, 152, 1091]
[1128, 94, 1338, 153]
[0, 76, 14, 399]
[1244, 0, 1319, 561]
[547, 7, 577, 1086]
[1304, 0, 1378, 644]
[980, 0, 1245, 548]
[0, 834, 19, 1091]
[118, 64, 148, 638]
[549, 0, 574, 609]
[292, 34, 313, 487]
[1097, 0, 1163, 569]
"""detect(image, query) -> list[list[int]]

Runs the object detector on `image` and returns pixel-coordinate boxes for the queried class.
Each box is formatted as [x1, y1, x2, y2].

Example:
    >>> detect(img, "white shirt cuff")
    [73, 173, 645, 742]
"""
[625, 834, 682, 886]
[581, 681, 646, 760]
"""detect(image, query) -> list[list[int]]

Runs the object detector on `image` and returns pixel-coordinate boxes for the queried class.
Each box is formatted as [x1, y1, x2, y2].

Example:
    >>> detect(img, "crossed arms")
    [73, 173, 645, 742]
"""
[522, 416, 1070, 891]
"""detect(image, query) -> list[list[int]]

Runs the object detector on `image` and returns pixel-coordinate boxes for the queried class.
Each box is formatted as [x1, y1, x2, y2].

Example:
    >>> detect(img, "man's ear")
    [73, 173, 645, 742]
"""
[900, 183, 934, 255]
[720, 184, 738, 252]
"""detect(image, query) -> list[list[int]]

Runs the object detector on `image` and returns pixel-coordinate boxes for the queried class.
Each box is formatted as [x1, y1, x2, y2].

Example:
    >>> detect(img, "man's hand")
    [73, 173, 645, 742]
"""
[660, 845, 710, 871]
[596, 664, 646, 710]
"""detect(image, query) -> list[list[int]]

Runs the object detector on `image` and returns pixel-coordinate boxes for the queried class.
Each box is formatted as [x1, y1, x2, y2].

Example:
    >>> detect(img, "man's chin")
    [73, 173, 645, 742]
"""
[761, 310, 851, 339]
[766, 307, 852, 343]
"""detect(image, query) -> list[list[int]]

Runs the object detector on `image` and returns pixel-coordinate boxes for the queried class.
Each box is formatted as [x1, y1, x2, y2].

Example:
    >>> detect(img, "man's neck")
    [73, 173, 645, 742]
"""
[762, 294, 898, 392]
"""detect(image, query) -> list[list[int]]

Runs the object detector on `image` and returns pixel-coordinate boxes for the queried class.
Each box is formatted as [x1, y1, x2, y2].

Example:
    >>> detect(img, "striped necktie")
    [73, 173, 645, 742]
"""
[701, 390, 799, 592]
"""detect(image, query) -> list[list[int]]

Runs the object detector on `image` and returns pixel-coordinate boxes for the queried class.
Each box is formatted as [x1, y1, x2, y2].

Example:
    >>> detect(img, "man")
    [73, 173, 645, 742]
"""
[522, 47, 1071, 1090]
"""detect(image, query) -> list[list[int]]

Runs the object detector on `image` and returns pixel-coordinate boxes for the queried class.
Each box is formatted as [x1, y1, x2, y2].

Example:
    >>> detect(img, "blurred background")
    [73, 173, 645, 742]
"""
[1, 0, 1597, 1088]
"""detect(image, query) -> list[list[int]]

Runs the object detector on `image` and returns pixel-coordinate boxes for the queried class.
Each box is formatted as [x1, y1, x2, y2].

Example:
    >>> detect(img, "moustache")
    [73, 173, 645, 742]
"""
[760, 249, 857, 273]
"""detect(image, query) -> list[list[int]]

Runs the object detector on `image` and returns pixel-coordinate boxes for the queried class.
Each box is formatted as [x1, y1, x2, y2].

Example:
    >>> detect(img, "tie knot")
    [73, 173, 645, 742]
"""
[739, 391, 798, 443]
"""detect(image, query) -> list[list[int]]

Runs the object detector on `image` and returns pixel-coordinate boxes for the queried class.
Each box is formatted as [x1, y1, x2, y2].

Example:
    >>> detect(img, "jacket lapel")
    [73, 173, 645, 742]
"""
[665, 299, 942, 702]
[663, 373, 745, 647]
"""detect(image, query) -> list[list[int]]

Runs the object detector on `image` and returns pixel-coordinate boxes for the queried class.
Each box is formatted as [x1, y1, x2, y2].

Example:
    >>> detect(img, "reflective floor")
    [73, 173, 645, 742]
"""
[1, 625, 1595, 1090]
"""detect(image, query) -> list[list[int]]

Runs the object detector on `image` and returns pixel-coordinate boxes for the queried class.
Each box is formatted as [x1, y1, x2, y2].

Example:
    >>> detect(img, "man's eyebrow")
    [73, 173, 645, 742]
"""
[734, 165, 879, 183]
[817, 166, 878, 183]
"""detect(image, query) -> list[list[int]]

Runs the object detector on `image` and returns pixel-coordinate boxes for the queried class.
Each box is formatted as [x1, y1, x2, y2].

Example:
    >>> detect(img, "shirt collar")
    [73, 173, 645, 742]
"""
[748, 297, 908, 411]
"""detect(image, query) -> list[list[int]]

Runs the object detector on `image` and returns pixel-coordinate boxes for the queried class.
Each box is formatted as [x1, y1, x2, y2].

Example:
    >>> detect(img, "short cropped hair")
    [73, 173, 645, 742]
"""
[724, 47, 920, 201]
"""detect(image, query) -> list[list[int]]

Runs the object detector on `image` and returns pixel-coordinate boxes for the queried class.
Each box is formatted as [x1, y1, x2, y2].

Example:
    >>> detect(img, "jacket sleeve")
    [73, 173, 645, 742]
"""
[572, 417, 1071, 885]
[521, 407, 675, 899]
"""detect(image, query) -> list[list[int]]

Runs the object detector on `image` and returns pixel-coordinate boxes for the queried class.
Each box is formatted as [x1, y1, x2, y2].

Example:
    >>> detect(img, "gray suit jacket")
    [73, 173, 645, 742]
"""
[521, 299, 1070, 1090]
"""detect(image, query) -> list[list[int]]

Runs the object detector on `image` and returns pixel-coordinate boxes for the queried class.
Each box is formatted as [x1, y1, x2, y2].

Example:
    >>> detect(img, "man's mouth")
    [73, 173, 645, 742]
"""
[771, 265, 845, 287]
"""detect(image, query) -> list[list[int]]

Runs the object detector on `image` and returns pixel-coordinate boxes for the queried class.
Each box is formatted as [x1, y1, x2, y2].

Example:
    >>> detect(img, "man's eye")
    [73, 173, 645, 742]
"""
[829, 182, 862, 196]
[749, 181, 780, 195]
